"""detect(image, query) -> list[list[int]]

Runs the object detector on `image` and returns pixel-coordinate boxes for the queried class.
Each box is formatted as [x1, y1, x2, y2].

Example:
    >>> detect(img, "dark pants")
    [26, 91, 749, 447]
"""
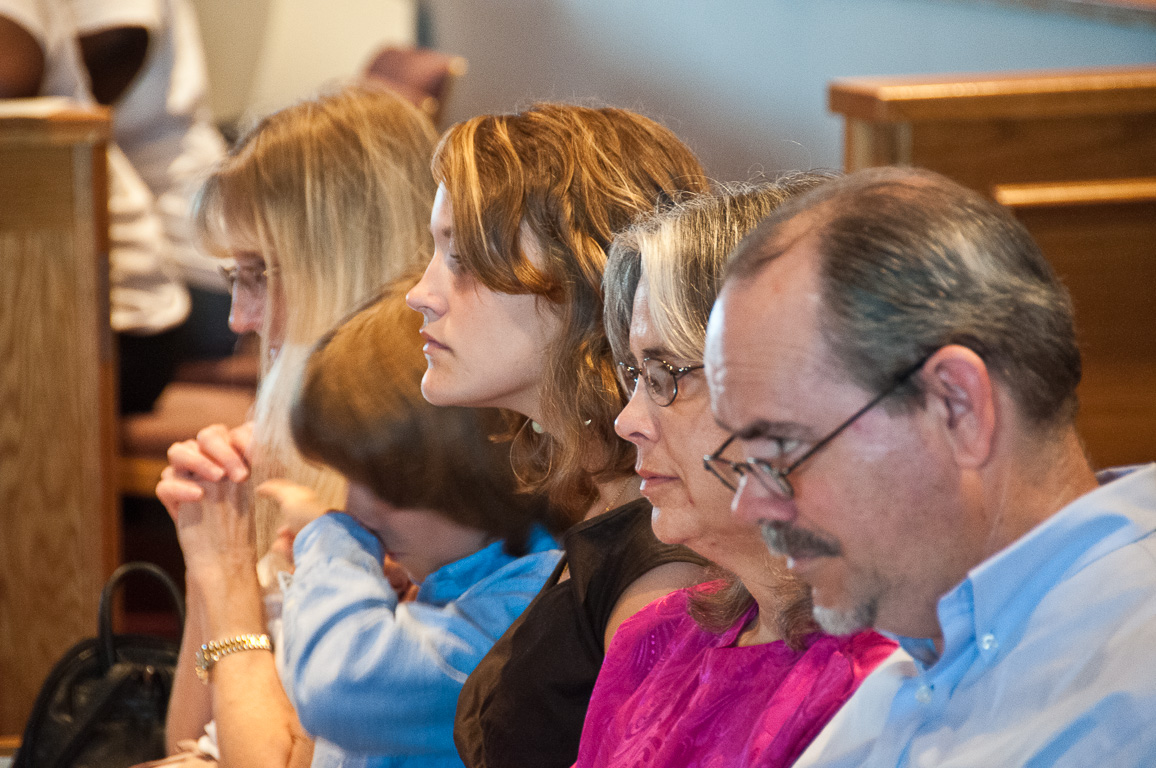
[180, 286, 238, 360]
[117, 325, 184, 415]
[117, 288, 238, 414]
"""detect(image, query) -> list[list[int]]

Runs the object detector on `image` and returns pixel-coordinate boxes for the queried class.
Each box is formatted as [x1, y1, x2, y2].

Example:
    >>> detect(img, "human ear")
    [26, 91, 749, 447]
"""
[344, 483, 392, 543]
[921, 345, 996, 469]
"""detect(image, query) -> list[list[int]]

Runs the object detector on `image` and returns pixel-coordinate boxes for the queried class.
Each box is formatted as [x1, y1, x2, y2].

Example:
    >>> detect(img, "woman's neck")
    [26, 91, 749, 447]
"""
[735, 577, 786, 647]
[583, 474, 642, 521]
[707, 536, 789, 647]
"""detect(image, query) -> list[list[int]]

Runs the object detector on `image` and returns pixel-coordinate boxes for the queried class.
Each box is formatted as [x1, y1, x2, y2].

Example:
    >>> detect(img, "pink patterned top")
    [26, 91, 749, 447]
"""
[574, 585, 897, 768]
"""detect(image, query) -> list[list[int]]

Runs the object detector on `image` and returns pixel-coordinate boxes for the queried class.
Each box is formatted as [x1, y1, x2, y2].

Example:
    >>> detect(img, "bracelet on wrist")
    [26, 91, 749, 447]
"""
[194, 633, 272, 684]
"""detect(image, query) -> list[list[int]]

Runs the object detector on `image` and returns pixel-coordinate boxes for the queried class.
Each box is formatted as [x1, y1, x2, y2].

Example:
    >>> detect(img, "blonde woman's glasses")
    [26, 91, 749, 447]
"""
[218, 263, 276, 295]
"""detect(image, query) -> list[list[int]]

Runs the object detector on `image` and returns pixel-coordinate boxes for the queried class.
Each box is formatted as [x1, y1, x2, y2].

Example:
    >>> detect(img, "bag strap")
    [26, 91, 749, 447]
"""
[42, 662, 138, 768]
[98, 562, 186, 671]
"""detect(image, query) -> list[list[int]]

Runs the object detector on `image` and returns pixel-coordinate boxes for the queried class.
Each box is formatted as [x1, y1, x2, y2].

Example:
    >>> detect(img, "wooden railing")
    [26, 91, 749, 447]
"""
[830, 65, 1156, 469]
[991, 0, 1156, 27]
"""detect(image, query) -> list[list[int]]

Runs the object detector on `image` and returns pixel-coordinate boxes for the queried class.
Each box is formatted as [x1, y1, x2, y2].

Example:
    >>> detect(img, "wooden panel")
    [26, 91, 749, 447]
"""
[0, 105, 107, 144]
[998, 187, 1156, 468]
[0, 109, 116, 734]
[830, 65, 1156, 123]
[994, 176, 1156, 207]
[906, 113, 1156, 189]
[844, 118, 912, 170]
[991, 0, 1156, 27]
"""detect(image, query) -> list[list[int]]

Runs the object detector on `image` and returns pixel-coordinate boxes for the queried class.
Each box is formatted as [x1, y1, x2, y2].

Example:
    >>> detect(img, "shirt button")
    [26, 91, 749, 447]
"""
[980, 633, 998, 652]
[915, 683, 933, 704]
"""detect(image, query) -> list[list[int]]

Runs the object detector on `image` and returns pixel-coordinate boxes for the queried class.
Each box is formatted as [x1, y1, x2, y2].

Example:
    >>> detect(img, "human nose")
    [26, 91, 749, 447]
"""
[614, 379, 658, 447]
[228, 285, 265, 335]
[731, 471, 796, 528]
[405, 254, 448, 321]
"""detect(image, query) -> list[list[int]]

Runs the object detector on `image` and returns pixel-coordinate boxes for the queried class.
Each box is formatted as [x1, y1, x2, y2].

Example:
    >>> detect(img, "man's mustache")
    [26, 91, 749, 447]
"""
[760, 521, 841, 559]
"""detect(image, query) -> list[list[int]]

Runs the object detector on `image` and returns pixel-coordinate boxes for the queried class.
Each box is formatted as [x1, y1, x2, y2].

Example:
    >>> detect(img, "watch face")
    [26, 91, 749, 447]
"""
[194, 648, 210, 683]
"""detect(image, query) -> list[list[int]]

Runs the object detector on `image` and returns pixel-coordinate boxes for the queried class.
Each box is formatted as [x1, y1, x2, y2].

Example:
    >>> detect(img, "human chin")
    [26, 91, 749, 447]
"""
[805, 556, 882, 636]
[419, 366, 463, 407]
[647, 494, 695, 546]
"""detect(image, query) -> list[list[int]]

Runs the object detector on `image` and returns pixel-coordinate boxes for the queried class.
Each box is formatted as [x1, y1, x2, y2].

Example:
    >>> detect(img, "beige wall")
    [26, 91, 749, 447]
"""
[189, 0, 1154, 178]
[190, 0, 415, 123]
[425, 0, 1156, 179]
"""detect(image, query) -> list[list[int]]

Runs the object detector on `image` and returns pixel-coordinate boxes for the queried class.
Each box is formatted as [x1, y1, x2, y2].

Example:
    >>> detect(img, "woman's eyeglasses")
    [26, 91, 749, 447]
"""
[218, 263, 276, 294]
[618, 358, 704, 407]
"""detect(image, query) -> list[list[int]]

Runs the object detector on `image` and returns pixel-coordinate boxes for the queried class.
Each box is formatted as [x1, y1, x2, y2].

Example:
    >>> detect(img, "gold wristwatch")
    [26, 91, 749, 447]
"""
[195, 633, 272, 683]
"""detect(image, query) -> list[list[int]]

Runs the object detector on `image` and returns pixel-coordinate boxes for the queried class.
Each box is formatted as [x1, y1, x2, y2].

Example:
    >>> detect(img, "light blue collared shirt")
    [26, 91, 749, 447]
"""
[280, 512, 561, 768]
[796, 464, 1156, 768]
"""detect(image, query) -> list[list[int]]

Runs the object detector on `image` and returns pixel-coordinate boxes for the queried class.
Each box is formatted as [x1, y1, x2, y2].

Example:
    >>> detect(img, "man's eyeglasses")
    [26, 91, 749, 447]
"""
[618, 358, 705, 407]
[218, 263, 275, 294]
[703, 356, 930, 499]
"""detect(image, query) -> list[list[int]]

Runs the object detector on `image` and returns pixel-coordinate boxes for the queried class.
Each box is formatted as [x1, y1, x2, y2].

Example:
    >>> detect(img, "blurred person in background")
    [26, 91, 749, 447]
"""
[72, 0, 236, 361]
[0, 0, 192, 412]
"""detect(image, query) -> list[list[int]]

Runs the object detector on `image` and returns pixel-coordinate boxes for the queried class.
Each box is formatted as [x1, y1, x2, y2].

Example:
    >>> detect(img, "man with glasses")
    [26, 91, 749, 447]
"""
[703, 167, 1156, 767]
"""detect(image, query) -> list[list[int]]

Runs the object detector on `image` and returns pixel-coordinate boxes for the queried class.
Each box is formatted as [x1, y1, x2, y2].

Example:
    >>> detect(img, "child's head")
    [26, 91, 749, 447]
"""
[292, 276, 554, 557]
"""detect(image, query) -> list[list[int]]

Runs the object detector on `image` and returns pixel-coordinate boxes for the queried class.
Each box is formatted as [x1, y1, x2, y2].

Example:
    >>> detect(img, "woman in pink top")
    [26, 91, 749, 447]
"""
[575, 178, 897, 768]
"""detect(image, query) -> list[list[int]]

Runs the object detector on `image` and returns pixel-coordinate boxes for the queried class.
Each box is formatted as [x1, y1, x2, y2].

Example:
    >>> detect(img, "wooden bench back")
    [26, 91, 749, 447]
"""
[0, 104, 118, 734]
[830, 66, 1156, 468]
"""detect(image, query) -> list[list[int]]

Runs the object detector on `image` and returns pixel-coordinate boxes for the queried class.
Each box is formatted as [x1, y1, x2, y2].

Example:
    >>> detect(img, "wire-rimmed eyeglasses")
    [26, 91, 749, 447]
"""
[618, 358, 705, 407]
[703, 356, 930, 498]
[218, 263, 276, 294]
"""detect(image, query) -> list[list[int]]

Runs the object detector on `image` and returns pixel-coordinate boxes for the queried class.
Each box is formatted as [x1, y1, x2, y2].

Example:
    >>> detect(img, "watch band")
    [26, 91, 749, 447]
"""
[195, 633, 272, 683]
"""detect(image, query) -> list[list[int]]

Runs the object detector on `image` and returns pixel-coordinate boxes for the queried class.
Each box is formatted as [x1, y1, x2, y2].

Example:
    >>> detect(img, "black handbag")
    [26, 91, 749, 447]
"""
[14, 561, 186, 768]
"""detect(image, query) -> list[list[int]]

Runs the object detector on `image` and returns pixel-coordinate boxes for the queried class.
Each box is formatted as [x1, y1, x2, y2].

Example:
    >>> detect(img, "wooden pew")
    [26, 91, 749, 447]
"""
[0, 102, 118, 735]
[829, 66, 1156, 468]
[994, 178, 1156, 468]
[829, 65, 1156, 187]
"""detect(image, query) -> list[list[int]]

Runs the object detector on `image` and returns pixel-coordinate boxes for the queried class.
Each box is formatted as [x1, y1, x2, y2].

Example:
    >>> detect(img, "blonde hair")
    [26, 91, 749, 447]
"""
[194, 84, 438, 550]
[604, 175, 837, 647]
[432, 103, 708, 522]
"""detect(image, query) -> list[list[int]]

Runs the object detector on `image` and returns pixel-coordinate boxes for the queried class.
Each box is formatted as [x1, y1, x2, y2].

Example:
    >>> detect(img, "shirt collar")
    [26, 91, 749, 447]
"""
[900, 463, 1156, 671]
[418, 525, 557, 604]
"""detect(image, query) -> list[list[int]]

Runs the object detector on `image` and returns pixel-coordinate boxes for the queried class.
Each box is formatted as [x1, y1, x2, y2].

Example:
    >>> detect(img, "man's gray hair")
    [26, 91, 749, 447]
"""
[725, 167, 1081, 428]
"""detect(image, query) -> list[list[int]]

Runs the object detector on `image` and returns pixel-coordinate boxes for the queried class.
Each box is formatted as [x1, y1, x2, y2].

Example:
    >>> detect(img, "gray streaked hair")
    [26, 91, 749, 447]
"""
[726, 166, 1081, 428]
[605, 173, 837, 373]
[603, 172, 837, 644]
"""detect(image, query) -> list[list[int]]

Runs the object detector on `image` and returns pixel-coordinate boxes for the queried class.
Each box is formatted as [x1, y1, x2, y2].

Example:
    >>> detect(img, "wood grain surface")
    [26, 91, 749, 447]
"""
[831, 66, 1156, 470]
[1002, 192, 1156, 468]
[830, 65, 1156, 123]
[0, 111, 116, 734]
[907, 113, 1156, 190]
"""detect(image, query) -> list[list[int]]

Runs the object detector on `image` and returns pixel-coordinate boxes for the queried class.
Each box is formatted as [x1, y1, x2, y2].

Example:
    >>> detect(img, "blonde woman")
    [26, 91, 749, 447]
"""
[405, 103, 712, 768]
[154, 84, 437, 768]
